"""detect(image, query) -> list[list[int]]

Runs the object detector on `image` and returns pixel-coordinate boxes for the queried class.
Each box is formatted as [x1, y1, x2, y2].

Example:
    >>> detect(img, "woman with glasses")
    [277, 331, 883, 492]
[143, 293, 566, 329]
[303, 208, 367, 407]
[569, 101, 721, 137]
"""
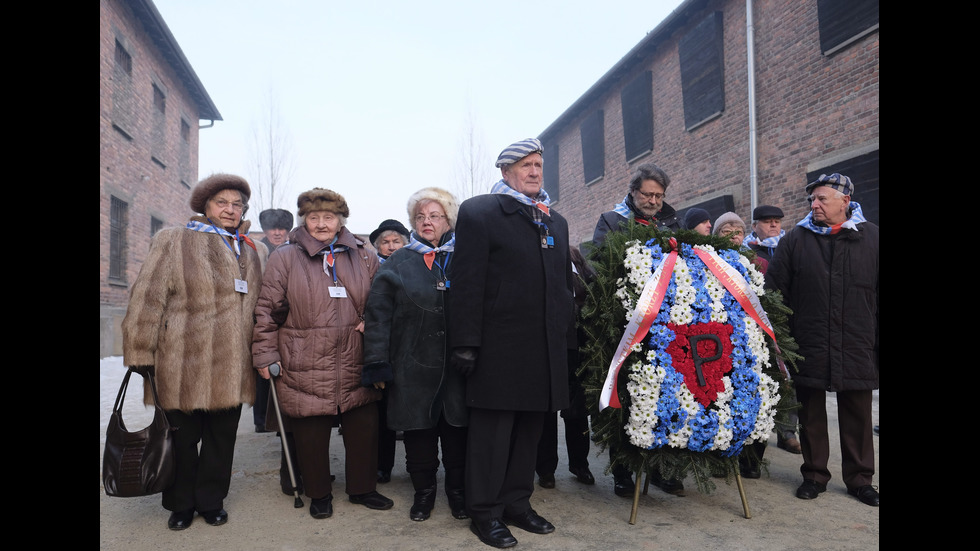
[122, 173, 267, 530]
[363, 187, 469, 522]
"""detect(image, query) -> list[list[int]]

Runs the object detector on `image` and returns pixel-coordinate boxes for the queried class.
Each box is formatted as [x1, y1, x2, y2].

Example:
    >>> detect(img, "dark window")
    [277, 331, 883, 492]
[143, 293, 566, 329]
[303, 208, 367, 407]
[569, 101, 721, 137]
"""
[543, 141, 559, 202]
[805, 150, 879, 226]
[151, 216, 164, 237]
[817, 0, 879, 55]
[114, 40, 132, 75]
[580, 110, 605, 184]
[153, 84, 166, 115]
[678, 11, 725, 130]
[180, 119, 190, 142]
[110, 196, 128, 281]
[621, 71, 653, 162]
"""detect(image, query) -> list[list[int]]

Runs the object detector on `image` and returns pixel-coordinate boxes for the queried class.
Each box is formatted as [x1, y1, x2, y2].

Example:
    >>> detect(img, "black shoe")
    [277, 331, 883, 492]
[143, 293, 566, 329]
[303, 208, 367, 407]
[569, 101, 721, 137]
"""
[569, 466, 595, 485]
[504, 508, 555, 534]
[310, 495, 333, 519]
[777, 436, 803, 454]
[650, 471, 685, 495]
[796, 479, 827, 500]
[349, 490, 394, 510]
[740, 465, 761, 479]
[377, 470, 392, 483]
[255, 423, 272, 433]
[613, 473, 635, 497]
[847, 485, 879, 507]
[470, 518, 518, 548]
[447, 488, 468, 519]
[538, 473, 555, 489]
[167, 509, 194, 531]
[199, 508, 228, 526]
[410, 485, 437, 521]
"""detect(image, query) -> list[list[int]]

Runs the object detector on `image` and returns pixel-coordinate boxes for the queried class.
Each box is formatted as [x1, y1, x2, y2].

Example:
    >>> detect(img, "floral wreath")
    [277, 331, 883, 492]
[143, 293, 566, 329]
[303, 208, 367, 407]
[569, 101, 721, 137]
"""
[581, 225, 800, 492]
[615, 240, 777, 455]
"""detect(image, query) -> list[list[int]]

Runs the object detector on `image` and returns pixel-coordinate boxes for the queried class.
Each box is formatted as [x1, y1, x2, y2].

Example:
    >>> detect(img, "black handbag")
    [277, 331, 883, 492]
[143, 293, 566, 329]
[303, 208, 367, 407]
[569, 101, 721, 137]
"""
[102, 367, 176, 497]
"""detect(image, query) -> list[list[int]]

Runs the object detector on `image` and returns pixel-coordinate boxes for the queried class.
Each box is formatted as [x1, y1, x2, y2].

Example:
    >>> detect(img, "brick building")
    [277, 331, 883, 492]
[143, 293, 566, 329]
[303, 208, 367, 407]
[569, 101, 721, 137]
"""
[100, 0, 221, 357]
[538, 0, 878, 248]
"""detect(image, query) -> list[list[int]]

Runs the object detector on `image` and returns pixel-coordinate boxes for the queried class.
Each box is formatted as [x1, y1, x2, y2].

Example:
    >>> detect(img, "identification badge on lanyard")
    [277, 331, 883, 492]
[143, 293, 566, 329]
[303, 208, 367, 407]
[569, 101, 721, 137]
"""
[235, 279, 248, 294]
[541, 235, 554, 249]
[435, 280, 450, 292]
[329, 286, 348, 298]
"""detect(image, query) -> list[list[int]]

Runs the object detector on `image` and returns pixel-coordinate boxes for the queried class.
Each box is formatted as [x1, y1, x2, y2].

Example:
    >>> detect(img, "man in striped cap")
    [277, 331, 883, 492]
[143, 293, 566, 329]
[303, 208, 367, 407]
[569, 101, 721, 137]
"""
[448, 137, 575, 548]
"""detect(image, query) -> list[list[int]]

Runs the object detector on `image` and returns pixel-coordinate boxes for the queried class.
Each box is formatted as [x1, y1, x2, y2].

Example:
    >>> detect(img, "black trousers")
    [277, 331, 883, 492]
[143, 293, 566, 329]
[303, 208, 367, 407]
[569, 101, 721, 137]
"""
[377, 390, 396, 473]
[290, 402, 379, 500]
[403, 414, 467, 491]
[465, 408, 546, 521]
[796, 387, 875, 489]
[253, 373, 270, 427]
[536, 412, 590, 475]
[162, 405, 242, 513]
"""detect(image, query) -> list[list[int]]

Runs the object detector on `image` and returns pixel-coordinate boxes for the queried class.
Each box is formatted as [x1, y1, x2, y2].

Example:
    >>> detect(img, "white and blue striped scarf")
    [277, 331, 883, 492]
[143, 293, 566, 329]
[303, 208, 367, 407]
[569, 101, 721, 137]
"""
[490, 179, 551, 214]
[744, 229, 784, 249]
[185, 219, 254, 256]
[797, 201, 867, 235]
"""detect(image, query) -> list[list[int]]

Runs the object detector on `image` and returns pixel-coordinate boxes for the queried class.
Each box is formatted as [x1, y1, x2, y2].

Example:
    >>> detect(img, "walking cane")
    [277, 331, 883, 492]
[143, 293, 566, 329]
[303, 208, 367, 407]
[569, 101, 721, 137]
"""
[268, 362, 303, 508]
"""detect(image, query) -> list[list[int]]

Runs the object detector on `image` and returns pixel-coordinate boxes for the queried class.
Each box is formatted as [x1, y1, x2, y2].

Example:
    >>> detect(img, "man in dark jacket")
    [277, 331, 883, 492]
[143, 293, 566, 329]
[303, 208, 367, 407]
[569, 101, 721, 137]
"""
[592, 162, 681, 247]
[743, 204, 802, 456]
[591, 162, 685, 498]
[449, 138, 575, 548]
[766, 173, 879, 507]
[259, 208, 293, 256]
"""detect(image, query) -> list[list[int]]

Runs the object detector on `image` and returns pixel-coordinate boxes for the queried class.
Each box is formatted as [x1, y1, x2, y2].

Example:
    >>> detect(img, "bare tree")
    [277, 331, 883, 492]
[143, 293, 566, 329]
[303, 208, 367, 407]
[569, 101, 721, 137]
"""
[453, 106, 495, 201]
[247, 89, 296, 214]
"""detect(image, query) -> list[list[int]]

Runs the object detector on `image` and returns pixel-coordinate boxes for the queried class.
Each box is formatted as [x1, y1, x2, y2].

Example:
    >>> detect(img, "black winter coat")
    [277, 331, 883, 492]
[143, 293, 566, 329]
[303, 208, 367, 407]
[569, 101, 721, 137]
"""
[765, 221, 879, 391]
[447, 194, 575, 412]
[592, 201, 681, 247]
[362, 232, 467, 431]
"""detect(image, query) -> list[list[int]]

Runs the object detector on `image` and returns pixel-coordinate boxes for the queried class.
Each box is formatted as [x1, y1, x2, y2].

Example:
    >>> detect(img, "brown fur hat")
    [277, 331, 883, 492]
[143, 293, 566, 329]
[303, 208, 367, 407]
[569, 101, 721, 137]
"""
[297, 188, 350, 218]
[406, 187, 460, 229]
[190, 173, 251, 214]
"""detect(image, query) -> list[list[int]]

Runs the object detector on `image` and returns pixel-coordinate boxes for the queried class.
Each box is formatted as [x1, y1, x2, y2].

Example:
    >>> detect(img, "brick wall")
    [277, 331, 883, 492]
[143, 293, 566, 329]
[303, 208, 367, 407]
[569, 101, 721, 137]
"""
[545, 0, 878, 247]
[100, 0, 203, 356]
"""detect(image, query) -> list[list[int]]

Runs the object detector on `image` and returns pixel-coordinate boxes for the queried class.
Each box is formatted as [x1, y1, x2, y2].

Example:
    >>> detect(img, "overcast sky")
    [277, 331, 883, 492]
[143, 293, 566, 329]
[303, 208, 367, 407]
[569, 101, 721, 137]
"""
[153, 0, 683, 235]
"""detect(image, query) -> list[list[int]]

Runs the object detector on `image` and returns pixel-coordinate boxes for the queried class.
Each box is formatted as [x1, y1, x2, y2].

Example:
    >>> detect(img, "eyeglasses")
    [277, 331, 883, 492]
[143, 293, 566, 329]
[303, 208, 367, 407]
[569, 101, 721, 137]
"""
[721, 229, 744, 237]
[415, 214, 447, 224]
[636, 190, 665, 201]
[212, 199, 246, 211]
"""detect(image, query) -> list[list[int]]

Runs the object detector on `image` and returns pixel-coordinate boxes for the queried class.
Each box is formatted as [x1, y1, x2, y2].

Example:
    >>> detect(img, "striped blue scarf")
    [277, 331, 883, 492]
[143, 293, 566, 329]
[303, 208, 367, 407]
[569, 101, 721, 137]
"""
[490, 179, 551, 213]
[797, 201, 868, 235]
[744, 229, 784, 249]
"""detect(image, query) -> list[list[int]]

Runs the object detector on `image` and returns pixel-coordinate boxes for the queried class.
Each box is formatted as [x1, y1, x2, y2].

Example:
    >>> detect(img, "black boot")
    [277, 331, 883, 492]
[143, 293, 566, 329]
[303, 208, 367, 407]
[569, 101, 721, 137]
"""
[612, 464, 635, 498]
[445, 467, 468, 519]
[410, 472, 438, 521]
[410, 485, 437, 521]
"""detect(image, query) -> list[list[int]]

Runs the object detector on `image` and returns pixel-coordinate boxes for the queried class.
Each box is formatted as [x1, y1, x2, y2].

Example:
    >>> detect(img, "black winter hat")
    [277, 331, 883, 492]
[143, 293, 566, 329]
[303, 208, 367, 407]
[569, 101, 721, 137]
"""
[370, 219, 411, 244]
[259, 208, 294, 231]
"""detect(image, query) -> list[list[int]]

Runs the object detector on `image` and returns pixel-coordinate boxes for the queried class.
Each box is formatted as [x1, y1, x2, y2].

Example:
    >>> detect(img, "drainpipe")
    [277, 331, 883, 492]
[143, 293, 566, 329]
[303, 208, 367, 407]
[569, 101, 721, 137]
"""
[746, 0, 758, 213]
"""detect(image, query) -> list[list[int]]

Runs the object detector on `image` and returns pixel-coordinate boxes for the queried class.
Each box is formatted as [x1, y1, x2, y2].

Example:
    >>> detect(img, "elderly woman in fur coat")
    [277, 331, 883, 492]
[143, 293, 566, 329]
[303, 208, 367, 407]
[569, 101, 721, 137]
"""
[252, 188, 393, 520]
[122, 173, 267, 531]
[363, 187, 469, 522]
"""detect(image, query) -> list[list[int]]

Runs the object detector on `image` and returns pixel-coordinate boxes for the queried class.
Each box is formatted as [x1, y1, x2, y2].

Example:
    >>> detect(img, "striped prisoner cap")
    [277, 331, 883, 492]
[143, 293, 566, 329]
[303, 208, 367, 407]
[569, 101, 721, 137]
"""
[495, 138, 543, 168]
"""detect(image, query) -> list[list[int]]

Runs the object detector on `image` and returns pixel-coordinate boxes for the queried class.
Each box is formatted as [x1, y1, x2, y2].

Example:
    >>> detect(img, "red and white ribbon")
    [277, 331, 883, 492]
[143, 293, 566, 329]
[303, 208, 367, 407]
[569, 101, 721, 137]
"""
[599, 249, 677, 411]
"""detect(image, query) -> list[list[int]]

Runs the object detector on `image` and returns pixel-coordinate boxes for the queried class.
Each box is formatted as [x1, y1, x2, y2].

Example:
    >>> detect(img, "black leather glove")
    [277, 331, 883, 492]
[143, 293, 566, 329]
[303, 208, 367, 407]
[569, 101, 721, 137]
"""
[450, 347, 478, 377]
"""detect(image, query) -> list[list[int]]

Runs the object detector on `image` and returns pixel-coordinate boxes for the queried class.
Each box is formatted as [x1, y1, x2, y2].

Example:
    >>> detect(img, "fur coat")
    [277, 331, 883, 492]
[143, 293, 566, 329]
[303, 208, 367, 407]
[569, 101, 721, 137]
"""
[122, 216, 267, 412]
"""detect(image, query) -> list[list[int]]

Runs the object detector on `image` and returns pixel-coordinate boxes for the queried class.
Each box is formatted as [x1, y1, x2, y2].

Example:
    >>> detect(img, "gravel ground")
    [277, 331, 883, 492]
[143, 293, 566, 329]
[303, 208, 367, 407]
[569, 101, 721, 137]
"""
[100, 358, 878, 550]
